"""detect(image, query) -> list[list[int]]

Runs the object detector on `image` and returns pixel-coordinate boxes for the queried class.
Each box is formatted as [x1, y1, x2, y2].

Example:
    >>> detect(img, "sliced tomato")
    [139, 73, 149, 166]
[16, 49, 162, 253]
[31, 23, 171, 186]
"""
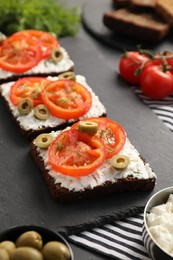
[10, 77, 50, 107]
[0, 35, 42, 73]
[40, 79, 92, 120]
[48, 129, 106, 177]
[13, 30, 59, 59]
[72, 117, 126, 159]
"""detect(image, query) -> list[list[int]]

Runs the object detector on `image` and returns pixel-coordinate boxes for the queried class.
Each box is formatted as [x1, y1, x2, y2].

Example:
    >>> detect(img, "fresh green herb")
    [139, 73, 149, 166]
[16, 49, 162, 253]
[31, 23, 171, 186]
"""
[98, 129, 104, 139]
[0, 0, 81, 37]
[56, 142, 64, 150]
[132, 170, 141, 175]
[58, 98, 69, 104]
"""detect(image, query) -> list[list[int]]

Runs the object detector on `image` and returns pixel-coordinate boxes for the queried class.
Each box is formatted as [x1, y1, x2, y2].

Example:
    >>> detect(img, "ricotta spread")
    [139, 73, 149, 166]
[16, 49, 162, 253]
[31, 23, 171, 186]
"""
[0, 75, 106, 131]
[35, 131, 156, 192]
[146, 194, 173, 256]
[0, 47, 74, 79]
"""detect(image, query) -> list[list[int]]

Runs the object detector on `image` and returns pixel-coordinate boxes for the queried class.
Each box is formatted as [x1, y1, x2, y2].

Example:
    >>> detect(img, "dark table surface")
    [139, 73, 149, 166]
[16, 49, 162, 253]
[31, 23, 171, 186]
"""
[1, 0, 173, 259]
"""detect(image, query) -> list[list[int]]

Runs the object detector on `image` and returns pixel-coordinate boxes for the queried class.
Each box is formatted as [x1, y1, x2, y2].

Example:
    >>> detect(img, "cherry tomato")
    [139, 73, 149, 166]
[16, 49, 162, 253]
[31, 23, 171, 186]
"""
[165, 53, 173, 74]
[119, 51, 149, 85]
[40, 79, 92, 120]
[71, 117, 126, 159]
[10, 77, 50, 107]
[140, 65, 173, 99]
[14, 30, 59, 59]
[48, 129, 106, 177]
[0, 34, 42, 73]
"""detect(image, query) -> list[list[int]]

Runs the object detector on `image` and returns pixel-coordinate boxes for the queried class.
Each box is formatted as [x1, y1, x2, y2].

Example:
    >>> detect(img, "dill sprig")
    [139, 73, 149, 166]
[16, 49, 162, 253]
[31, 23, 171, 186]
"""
[0, 0, 81, 37]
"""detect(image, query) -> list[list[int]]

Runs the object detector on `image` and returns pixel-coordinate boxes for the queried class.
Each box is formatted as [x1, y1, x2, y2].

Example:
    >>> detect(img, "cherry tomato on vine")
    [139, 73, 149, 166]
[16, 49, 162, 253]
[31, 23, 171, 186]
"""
[140, 65, 173, 99]
[119, 51, 149, 85]
[164, 53, 173, 74]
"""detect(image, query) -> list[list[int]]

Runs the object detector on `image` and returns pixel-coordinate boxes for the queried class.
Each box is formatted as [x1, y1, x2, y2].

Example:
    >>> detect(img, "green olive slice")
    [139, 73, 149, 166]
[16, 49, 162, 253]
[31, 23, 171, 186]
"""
[58, 71, 76, 81]
[34, 104, 50, 120]
[34, 133, 53, 149]
[17, 98, 33, 115]
[79, 121, 98, 134]
[110, 155, 130, 170]
[51, 48, 63, 62]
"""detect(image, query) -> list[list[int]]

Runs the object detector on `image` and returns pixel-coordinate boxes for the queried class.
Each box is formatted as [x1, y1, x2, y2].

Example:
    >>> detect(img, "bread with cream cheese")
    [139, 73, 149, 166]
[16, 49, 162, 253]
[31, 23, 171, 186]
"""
[30, 127, 156, 203]
[0, 75, 106, 139]
[0, 47, 74, 84]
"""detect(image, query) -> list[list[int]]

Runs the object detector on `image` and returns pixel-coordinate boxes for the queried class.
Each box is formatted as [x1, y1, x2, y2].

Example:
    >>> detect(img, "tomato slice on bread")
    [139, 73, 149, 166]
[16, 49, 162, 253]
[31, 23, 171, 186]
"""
[0, 35, 42, 73]
[10, 77, 50, 107]
[13, 30, 59, 59]
[72, 117, 126, 159]
[48, 129, 106, 177]
[40, 79, 92, 120]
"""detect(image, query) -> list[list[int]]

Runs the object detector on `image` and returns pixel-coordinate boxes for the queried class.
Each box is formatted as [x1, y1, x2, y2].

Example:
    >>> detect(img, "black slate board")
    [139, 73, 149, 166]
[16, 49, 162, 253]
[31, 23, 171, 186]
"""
[0, 32, 173, 237]
[82, 0, 173, 51]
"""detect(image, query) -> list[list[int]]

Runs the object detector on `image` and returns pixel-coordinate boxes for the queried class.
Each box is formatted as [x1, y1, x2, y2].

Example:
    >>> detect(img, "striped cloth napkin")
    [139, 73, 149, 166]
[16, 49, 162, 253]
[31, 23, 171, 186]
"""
[68, 89, 173, 260]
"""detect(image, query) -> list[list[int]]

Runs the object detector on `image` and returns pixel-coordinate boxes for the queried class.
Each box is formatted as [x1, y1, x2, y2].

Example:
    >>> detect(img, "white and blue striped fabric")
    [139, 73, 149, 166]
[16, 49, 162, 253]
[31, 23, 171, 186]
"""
[69, 89, 173, 259]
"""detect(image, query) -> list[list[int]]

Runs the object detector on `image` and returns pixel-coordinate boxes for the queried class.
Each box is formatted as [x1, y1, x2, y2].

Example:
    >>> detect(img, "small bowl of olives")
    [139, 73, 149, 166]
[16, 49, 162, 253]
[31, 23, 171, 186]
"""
[0, 225, 74, 260]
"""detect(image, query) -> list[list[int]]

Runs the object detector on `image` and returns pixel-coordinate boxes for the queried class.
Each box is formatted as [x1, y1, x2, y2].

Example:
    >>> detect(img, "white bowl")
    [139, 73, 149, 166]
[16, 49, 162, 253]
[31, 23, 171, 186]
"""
[142, 186, 173, 260]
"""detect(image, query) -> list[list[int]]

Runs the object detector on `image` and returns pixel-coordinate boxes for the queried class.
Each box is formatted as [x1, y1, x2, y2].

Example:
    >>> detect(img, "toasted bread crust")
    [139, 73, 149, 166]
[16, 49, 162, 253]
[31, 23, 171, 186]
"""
[30, 141, 156, 203]
[0, 67, 74, 85]
[130, 0, 156, 11]
[156, 0, 173, 25]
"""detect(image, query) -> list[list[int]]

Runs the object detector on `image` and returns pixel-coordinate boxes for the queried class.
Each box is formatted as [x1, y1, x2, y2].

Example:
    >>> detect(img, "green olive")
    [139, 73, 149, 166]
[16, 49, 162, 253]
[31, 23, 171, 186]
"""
[16, 231, 43, 250]
[0, 241, 16, 257]
[17, 98, 33, 115]
[42, 241, 71, 260]
[58, 71, 76, 81]
[11, 247, 43, 260]
[34, 104, 50, 120]
[79, 121, 98, 134]
[34, 133, 53, 149]
[110, 155, 130, 169]
[51, 48, 63, 62]
[0, 248, 10, 260]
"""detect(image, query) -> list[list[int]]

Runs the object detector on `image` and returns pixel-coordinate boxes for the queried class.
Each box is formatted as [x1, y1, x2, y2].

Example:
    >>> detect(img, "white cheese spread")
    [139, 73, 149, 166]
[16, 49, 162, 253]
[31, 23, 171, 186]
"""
[0, 47, 74, 79]
[146, 194, 173, 256]
[35, 131, 156, 192]
[0, 75, 106, 130]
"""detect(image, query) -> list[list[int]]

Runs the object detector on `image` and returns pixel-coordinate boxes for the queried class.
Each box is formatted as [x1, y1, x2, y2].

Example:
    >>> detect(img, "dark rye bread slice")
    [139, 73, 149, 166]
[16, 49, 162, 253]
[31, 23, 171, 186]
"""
[112, 0, 156, 11]
[0, 75, 107, 139]
[112, 0, 130, 8]
[156, 0, 173, 26]
[130, 0, 156, 11]
[103, 8, 170, 42]
[0, 47, 74, 84]
[30, 132, 156, 203]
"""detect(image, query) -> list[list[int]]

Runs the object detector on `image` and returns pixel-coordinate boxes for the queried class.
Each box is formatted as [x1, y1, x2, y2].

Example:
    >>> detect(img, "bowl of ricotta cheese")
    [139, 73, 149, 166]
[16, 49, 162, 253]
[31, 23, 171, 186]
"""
[142, 186, 173, 260]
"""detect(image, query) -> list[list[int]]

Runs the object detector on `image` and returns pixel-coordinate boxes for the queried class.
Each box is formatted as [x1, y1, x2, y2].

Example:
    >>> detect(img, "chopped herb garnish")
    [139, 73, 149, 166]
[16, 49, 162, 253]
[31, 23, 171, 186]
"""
[133, 170, 141, 175]
[0, 0, 81, 37]
[56, 142, 64, 151]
